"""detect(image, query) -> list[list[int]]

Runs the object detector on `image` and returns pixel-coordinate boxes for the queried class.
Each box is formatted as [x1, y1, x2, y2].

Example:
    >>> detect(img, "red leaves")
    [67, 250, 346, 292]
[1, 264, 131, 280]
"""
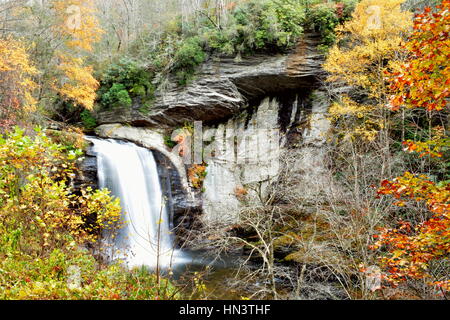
[52, 266, 62, 273]
[335, 2, 345, 18]
[401, 139, 446, 158]
[374, 173, 450, 290]
[387, 1, 450, 111]
[110, 293, 121, 300]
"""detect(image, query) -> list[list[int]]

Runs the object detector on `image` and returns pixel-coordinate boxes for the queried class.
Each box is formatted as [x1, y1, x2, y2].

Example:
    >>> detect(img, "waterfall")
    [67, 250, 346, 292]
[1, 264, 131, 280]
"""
[87, 137, 181, 269]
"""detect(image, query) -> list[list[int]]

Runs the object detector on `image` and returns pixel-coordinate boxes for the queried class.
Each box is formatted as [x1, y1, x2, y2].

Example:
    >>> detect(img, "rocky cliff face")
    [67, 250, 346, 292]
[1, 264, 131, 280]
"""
[96, 34, 324, 128]
[91, 33, 331, 229]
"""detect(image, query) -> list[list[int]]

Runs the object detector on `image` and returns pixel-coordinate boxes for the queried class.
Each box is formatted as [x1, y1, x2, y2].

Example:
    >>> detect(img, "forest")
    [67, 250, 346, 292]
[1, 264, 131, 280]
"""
[0, 0, 448, 300]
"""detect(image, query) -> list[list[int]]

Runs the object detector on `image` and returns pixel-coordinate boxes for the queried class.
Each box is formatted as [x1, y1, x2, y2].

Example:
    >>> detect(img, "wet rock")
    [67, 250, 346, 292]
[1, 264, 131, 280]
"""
[73, 142, 98, 191]
[153, 150, 202, 230]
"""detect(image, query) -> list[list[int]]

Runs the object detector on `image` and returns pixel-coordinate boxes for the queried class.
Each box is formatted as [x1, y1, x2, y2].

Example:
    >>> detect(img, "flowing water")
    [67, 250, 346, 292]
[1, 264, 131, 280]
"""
[86, 137, 242, 299]
[87, 137, 184, 269]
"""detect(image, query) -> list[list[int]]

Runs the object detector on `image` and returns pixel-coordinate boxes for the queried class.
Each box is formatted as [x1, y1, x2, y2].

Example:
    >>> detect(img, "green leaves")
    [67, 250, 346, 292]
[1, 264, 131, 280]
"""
[80, 110, 97, 130]
[97, 58, 154, 110]
[101, 83, 132, 109]
[201, 0, 306, 55]
[173, 37, 206, 85]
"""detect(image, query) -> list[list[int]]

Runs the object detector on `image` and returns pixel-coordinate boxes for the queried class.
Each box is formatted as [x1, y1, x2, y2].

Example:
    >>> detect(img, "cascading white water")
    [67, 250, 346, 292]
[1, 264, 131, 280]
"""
[87, 137, 181, 269]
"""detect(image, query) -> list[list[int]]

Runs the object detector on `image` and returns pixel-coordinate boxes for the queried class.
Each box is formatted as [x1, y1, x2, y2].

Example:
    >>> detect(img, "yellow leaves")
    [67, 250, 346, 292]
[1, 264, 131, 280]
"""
[328, 95, 385, 142]
[329, 96, 374, 120]
[353, 124, 381, 142]
[81, 188, 122, 234]
[50, 0, 103, 110]
[0, 38, 37, 75]
[0, 128, 122, 260]
[392, 250, 405, 259]
[338, 0, 412, 40]
[324, 0, 412, 97]
[325, 37, 407, 98]
[0, 37, 38, 121]
[1, 2, 103, 117]
[51, 0, 104, 52]
[56, 55, 99, 110]
[324, 0, 414, 144]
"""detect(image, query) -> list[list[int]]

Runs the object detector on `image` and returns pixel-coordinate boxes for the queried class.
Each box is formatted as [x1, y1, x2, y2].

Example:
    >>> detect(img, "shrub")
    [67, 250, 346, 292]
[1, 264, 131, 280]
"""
[80, 110, 97, 130]
[306, 3, 340, 48]
[0, 127, 123, 249]
[304, 0, 359, 51]
[45, 127, 87, 152]
[188, 164, 207, 189]
[0, 127, 179, 300]
[173, 37, 206, 85]
[101, 83, 132, 109]
[97, 58, 154, 110]
[0, 249, 180, 300]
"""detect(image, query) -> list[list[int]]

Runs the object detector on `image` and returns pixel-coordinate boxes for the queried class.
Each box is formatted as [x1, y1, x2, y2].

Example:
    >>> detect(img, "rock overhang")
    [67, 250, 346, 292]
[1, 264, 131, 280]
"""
[96, 33, 325, 128]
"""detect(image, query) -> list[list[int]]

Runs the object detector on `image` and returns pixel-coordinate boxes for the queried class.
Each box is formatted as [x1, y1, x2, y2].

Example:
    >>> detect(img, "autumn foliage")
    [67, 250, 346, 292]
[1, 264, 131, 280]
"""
[324, 0, 412, 142]
[188, 164, 207, 189]
[388, 0, 450, 112]
[0, 127, 180, 299]
[0, 127, 122, 250]
[0, 38, 38, 129]
[374, 173, 449, 291]
[52, 0, 103, 110]
[372, 1, 450, 295]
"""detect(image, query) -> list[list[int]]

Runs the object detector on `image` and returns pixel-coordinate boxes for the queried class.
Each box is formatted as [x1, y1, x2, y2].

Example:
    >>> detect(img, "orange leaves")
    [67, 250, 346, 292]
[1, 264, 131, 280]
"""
[401, 125, 448, 158]
[378, 172, 449, 212]
[375, 173, 450, 290]
[188, 164, 207, 189]
[226, 1, 238, 11]
[110, 293, 121, 300]
[376, 4, 450, 290]
[435, 281, 450, 292]
[51, 0, 104, 52]
[234, 186, 248, 200]
[387, 0, 450, 111]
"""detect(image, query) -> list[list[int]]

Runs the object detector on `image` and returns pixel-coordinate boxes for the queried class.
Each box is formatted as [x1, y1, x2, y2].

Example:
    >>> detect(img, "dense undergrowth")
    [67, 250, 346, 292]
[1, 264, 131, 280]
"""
[0, 127, 179, 299]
